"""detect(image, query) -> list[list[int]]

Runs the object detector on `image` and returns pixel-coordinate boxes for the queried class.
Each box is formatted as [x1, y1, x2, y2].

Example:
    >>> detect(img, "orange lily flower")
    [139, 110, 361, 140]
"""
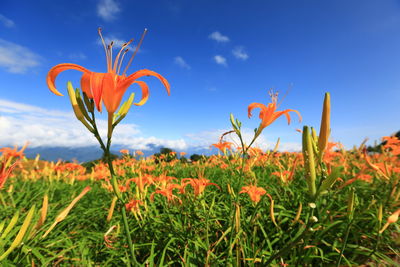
[239, 185, 267, 203]
[363, 148, 391, 180]
[248, 91, 301, 135]
[0, 142, 28, 160]
[150, 183, 182, 203]
[125, 199, 144, 213]
[382, 136, 400, 155]
[46, 28, 170, 113]
[120, 149, 129, 154]
[212, 141, 233, 153]
[0, 159, 19, 189]
[181, 178, 220, 196]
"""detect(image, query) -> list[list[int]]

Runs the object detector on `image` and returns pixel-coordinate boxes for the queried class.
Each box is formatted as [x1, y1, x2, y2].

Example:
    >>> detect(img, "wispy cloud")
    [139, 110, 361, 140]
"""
[0, 99, 187, 151]
[0, 99, 301, 153]
[97, 0, 121, 21]
[0, 14, 15, 28]
[213, 55, 227, 66]
[232, 46, 249, 60]
[97, 35, 138, 51]
[174, 56, 191, 69]
[0, 39, 41, 74]
[209, 31, 230, 43]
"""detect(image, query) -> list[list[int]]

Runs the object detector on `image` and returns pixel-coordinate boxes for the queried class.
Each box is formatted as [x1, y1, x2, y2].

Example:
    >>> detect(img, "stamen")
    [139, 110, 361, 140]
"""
[277, 84, 292, 108]
[122, 28, 148, 75]
[269, 89, 279, 104]
[109, 41, 114, 66]
[98, 28, 111, 72]
[113, 39, 134, 73]
[117, 49, 129, 75]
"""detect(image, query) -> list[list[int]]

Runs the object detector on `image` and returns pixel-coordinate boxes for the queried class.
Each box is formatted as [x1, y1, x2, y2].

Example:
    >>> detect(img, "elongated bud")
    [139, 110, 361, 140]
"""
[347, 187, 356, 220]
[235, 204, 241, 233]
[378, 204, 383, 223]
[0, 205, 36, 261]
[67, 82, 94, 132]
[83, 92, 94, 113]
[227, 184, 236, 197]
[42, 187, 91, 239]
[75, 89, 92, 123]
[36, 194, 48, 229]
[293, 202, 302, 224]
[67, 82, 83, 120]
[267, 194, 278, 227]
[318, 93, 331, 155]
[379, 208, 400, 233]
[311, 127, 318, 143]
[0, 211, 19, 239]
[272, 138, 280, 153]
[230, 113, 240, 135]
[311, 127, 319, 156]
[302, 126, 317, 198]
[113, 93, 135, 127]
[107, 196, 118, 222]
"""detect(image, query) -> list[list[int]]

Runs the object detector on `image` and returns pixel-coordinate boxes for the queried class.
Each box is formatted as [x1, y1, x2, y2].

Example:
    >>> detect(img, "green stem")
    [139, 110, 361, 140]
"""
[336, 219, 353, 267]
[89, 109, 136, 265]
[121, 203, 137, 265]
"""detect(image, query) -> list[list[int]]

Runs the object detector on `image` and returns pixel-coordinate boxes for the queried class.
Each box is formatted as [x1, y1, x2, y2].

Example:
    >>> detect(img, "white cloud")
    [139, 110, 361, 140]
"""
[174, 56, 190, 69]
[213, 55, 227, 66]
[0, 39, 41, 74]
[97, 0, 120, 21]
[0, 99, 188, 151]
[96, 35, 139, 53]
[232, 46, 249, 60]
[0, 14, 15, 28]
[0, 99, 302, 153]
[209, 31, 230, 43]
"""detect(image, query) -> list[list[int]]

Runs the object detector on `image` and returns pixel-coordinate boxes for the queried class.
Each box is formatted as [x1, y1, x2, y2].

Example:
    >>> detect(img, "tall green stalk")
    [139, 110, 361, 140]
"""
[89, 109, 137, 265]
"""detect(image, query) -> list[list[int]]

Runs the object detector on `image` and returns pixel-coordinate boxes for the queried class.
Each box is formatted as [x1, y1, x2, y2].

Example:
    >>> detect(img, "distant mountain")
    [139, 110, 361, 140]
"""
[23, 144, 215, 163]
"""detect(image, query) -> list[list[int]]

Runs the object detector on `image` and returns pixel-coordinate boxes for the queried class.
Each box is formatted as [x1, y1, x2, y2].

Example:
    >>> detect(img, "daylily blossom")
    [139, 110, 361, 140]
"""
[212, 141, 233, 153]
[181, 177, 220, 196]
[0, 142, 28, 160]
[240, 185, 267, 203]
[125, 199, 144, 213]
[120, 149, 129, 154]
[248, 90, 301, 136]
[150, 184, 182, 203]
[0, 159, 19, 189]
[363, 148, 391, 180]
[47, 28, 170, 114]
[382, 136, 400, 156]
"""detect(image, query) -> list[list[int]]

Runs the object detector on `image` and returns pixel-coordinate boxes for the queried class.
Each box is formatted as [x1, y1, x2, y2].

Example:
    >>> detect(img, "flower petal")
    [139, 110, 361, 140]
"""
[47, 64, 91, 96]
[120, 69, 171, 100]
[132, 81, 149, 106]
[80, 72, 93, 99]
[247, 103, 268, 118]
[90, 72, 115, 112]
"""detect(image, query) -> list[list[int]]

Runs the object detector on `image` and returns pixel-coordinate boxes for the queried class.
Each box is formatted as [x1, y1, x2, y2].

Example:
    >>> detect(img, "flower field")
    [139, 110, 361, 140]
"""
[0, 29, 399, 266]
[0, 129, 399, 266]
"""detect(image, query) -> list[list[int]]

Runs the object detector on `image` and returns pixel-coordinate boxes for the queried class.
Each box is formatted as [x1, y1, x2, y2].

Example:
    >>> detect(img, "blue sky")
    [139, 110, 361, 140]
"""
[0, 0, 399, 152]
